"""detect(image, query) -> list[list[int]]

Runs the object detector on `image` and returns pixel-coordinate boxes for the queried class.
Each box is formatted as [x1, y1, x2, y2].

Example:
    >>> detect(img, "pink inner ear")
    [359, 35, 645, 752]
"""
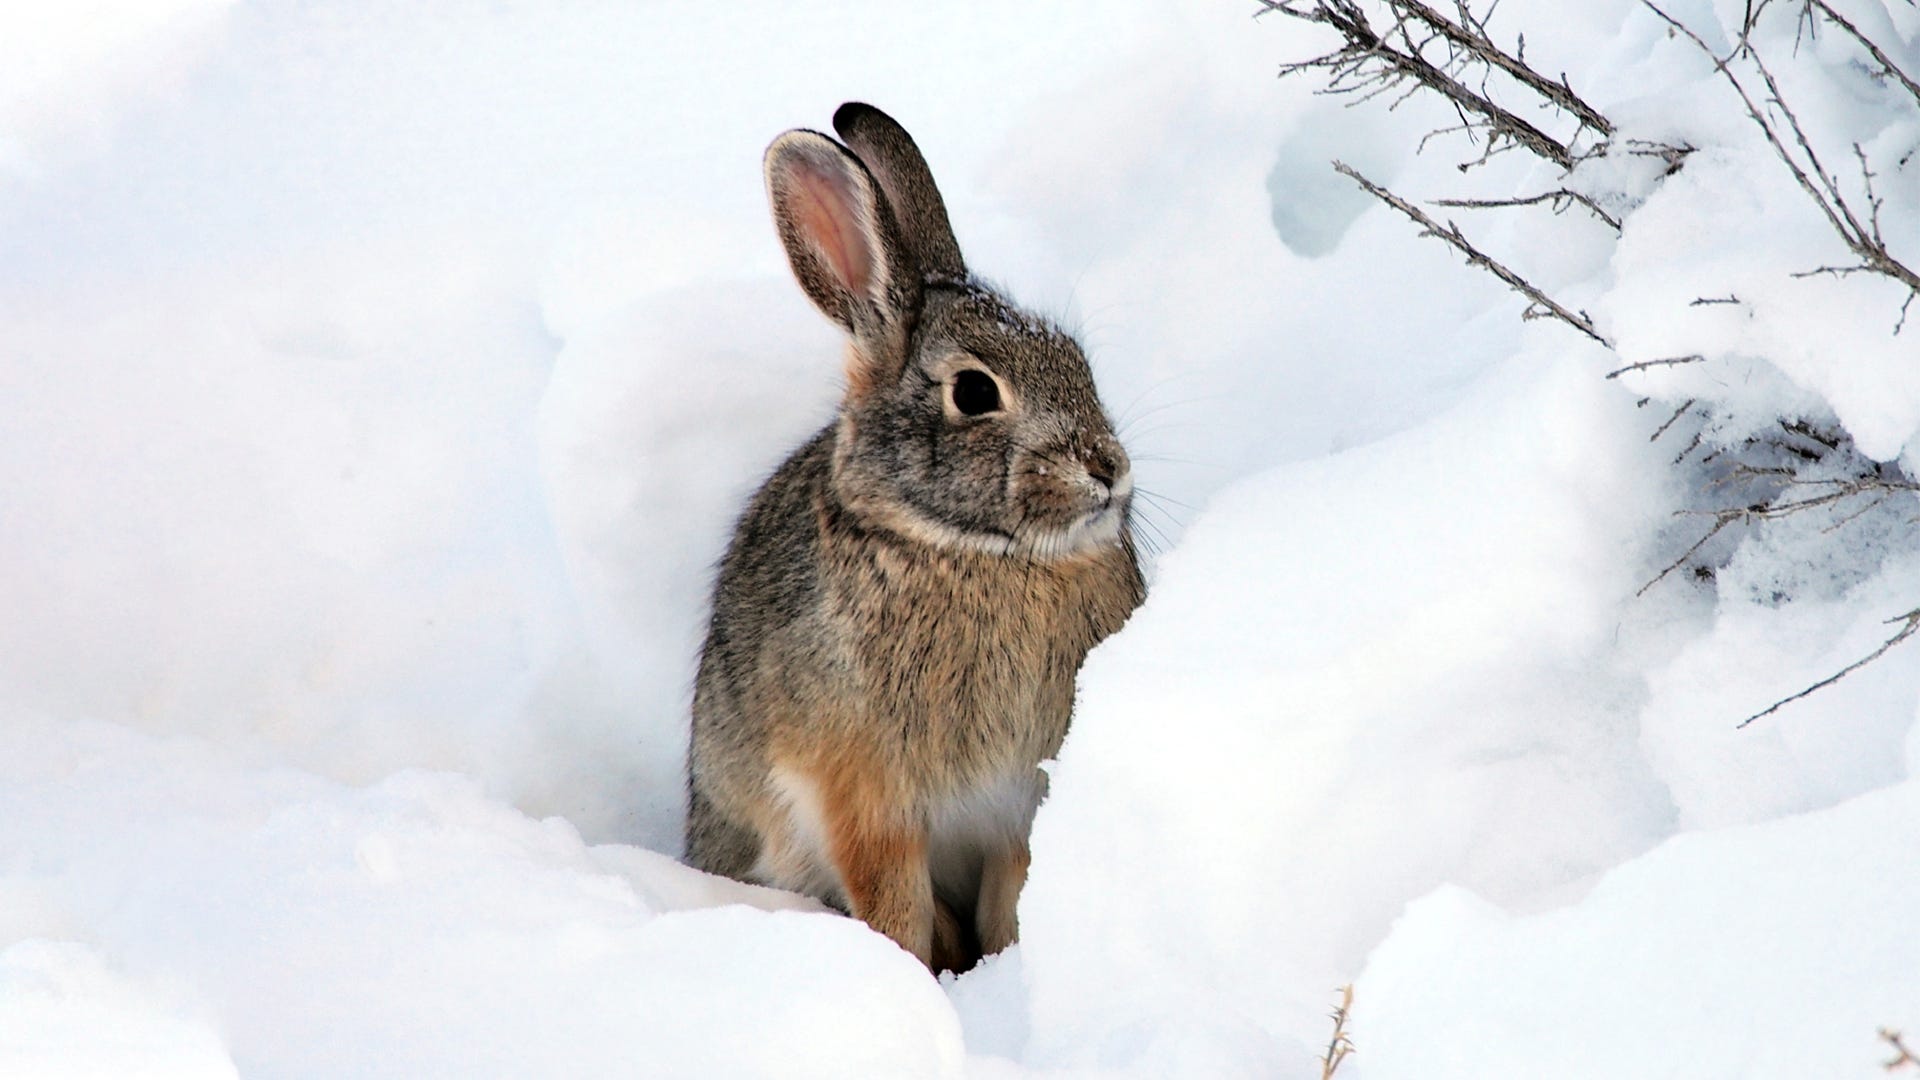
[790, 159, 875, 298]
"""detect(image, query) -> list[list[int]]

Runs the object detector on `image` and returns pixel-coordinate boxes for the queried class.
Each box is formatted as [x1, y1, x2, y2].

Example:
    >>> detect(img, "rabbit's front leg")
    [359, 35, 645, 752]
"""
[930, 896, 980, 974]
[975, 842, 1030, 956]
[816, 765, 936, 966]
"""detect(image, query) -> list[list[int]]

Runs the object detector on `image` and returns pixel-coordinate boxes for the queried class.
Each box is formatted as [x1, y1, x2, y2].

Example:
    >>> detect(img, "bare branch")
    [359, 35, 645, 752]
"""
[1821, 492, 1887, 533]
[1335, 160, 1611, 345]
[1260, 0, 1585, 169]
[1387, 0, 1615, 136]
[1643, 433, 1919, 596]
[1624, 137, 1697, 174]
[1644, 2, 1920, 325]
[1607, 354, 1705, 379]
[1779, 417, 1842, 452]
[1671, 428, 1706, 465]
[1739, 607, 1920, 727]
[1435, 187, 1623, 230]
[1321, 986, 1357, 1079]
[1884, 1027, 1920, 1071]
[1806, 0, 1920, 110]
[1638, 515, 1733, 596]
[1650, 397, 1698, 441]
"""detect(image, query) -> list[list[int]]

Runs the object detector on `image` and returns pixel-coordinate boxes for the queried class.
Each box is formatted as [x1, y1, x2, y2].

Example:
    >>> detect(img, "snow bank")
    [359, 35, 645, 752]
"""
[0, 940, 238, 1080]
[0, 0, 234, 180]
[1359, 776, 1920, 1079]
[0, 713, 959, 1079]
[1017, 350, 1679, 1073]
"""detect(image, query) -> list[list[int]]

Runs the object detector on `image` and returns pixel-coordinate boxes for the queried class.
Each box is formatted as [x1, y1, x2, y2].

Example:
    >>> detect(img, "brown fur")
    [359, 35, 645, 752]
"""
[686, 104, 1144, 973]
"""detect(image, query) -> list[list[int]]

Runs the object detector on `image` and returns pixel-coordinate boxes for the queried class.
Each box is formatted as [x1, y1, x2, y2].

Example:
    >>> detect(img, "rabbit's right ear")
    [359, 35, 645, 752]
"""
[765, 130, 918, 394]
[832, 103, 965, 281]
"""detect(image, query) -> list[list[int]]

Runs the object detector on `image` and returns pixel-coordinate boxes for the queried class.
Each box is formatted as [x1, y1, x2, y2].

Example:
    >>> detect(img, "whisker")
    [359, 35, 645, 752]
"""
[1110, 374, 1186, 430]
[1134, 488, 1198, 516]
[1114, 391, 1220, 437]
[1129, 504, 1177, 554]
[1128, 516, 1165, 562]
[1111, 372, 1216, 431]
[1128, 453, 1216, 468]
[1116, 419, 1221, 443]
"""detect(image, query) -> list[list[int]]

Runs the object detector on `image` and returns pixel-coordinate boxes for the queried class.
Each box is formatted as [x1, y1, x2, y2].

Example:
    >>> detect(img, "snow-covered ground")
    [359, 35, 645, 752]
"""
[3, 1, 1917, 1076]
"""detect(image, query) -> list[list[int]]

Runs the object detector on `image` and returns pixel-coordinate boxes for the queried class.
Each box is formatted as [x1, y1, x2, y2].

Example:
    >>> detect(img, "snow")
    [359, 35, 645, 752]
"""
[3, 0, 1918, 1076]
[1359, 777, 1920, 1079]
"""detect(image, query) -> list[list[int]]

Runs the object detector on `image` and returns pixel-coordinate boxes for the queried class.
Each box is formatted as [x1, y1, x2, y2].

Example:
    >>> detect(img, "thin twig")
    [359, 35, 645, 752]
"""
[1261, 0, 1584, 169]
[1740, 607, 1920, 727]
[1322, 986, 1356, 1079]
[1779, 418, 1842, 452]
[1671, 428, 1705, 465]
[1387, 0, 1615, 135]
[1638, 515, 1732, 596]
[1607, 354, 1706, 379]
[1884, 1028, 1920, 1071]
[1650, 398, 1698, 441]
[1624, 137, 1697, 174]
[1806, 0, 1920, 109]
[1645, 1, 1920, 325]
[1821, 492, 1887, 534]
[1335, 160, 1611, 345]
[1643, 453, 1919, 597]
[1436, 188, 1623, 230]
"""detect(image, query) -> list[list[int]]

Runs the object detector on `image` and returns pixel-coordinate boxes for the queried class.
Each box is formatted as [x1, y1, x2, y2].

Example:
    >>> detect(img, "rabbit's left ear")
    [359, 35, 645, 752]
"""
[833, 103, 966, 281]
[765, 129, 918, 392]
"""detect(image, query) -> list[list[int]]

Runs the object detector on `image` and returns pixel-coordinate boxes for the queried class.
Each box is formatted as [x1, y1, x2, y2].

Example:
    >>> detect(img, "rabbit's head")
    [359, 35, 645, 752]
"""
[765, 103, 1130, 560]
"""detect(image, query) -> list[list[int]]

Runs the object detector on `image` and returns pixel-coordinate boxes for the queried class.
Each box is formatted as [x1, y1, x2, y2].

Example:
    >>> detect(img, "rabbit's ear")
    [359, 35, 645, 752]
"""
[765, 129, 918, 391]
[832, 103, 965, 280]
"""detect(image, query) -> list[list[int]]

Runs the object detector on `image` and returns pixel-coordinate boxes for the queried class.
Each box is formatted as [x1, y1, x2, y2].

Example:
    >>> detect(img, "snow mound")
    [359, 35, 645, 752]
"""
[1360, 777, 1920, 1079]
[0, 714, 959, 1079]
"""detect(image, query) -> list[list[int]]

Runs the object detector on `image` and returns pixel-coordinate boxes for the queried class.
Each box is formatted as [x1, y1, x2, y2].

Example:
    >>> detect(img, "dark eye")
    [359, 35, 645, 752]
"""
[951, 369, 1001, 416]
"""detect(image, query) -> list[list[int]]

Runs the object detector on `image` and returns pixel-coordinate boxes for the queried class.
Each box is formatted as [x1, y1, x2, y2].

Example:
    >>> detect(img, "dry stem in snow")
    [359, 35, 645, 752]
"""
[1321, 985, 1356, 1079]
[1884, 1027, 1920, 1071]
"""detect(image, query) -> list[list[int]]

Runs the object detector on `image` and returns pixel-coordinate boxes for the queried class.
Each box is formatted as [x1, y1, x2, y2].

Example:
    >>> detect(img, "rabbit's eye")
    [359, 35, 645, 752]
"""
[951, 369, 1002, 416]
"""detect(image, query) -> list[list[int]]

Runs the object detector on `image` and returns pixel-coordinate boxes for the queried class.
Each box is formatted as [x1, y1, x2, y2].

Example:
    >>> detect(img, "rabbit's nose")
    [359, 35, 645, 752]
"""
[1083, 443, 1128, 493]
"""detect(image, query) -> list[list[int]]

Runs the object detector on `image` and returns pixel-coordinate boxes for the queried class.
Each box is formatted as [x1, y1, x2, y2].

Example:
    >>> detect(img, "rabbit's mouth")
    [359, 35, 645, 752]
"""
[1000, 470, 1132, 559]
[1041, 499, 1130, 557]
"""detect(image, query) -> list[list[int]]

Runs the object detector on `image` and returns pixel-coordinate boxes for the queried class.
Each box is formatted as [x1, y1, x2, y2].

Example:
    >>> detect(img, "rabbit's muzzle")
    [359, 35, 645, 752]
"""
[1011, 435, 1132, 553]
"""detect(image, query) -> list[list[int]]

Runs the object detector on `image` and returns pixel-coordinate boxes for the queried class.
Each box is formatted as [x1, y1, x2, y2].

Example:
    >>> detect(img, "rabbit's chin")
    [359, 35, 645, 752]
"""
[863, 498, 1130, 562]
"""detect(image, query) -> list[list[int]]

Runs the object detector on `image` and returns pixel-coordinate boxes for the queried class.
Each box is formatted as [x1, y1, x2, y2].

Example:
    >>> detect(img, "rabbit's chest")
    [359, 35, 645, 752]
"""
[830, 544, 1115, 771]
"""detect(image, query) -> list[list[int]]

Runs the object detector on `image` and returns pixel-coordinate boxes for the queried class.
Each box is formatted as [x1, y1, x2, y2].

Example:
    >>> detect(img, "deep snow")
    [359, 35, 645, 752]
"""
[3, 1, 1918, 1077]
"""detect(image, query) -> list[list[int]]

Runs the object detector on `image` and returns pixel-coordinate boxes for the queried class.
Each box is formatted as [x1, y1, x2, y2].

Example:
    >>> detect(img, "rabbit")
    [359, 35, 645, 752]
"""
[685, 102, 1144, 974]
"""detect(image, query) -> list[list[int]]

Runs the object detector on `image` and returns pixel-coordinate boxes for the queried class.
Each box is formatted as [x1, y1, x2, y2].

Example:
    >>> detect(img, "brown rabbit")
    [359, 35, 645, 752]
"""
[685, 102, 1144, 973]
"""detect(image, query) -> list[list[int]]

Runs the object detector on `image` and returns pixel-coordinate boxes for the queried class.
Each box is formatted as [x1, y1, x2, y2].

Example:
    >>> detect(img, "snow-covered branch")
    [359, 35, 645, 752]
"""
[1646, 1, 1920, 330]
[1257, 0, 1604, 169]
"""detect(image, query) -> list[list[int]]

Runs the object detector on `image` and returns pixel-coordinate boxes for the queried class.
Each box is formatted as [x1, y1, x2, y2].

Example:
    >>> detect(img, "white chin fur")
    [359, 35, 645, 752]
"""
[859, 496, 1127, 560]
